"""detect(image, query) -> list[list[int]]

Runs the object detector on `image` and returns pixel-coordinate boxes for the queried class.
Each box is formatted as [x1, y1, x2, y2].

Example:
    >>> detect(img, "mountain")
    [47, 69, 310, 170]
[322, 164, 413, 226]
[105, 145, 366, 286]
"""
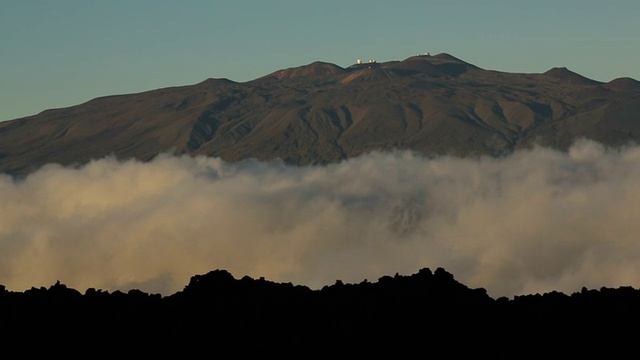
[1, 53, 639, 176]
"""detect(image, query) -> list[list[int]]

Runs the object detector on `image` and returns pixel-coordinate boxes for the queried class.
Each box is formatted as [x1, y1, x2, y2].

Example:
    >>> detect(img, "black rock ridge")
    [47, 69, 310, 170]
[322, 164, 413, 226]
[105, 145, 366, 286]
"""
[1, 267, 637, 355]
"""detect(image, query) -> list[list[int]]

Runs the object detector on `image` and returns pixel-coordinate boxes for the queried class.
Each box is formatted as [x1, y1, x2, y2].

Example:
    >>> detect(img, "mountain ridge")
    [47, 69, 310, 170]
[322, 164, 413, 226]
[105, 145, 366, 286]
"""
[1, 53, 639, 177]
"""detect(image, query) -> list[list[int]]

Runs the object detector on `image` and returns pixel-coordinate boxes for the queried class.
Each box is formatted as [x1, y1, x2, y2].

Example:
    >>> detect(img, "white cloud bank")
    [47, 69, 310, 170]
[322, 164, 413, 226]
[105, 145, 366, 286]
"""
[1, 139, 640, 298]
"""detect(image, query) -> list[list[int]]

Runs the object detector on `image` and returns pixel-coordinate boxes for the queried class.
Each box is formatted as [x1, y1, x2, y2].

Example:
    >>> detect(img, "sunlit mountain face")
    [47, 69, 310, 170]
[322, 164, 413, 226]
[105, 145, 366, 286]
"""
[1, 53, 638, 178]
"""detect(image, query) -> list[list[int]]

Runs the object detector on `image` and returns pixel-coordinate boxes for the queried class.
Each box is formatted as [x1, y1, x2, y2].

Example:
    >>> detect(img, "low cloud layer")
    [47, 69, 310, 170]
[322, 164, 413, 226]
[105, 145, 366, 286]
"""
[1, 139, 640, 298]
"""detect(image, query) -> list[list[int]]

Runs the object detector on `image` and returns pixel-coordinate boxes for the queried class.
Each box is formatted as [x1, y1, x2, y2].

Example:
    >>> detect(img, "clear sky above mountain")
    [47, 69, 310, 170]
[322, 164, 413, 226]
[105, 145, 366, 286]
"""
[1, 0, 638, 121]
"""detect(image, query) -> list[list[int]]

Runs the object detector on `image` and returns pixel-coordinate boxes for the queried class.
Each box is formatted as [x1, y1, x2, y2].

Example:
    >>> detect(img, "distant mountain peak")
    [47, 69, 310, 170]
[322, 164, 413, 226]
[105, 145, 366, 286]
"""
[1, 52, 640, 177]
[431, 52, 466, 62]
[543, 66, 573, 76]
[543, 67, 602, 85]
[605, 77, 640, 91]
[386, 55, 448, 76]
[261, 61, 346, 80]
[430, 53, 480, 67]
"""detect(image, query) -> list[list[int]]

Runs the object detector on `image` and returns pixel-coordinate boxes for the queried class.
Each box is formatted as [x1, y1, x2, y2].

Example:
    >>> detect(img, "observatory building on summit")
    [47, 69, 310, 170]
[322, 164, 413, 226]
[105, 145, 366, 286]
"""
[348, 51, 431, 70]
[349, 58, 379, 70]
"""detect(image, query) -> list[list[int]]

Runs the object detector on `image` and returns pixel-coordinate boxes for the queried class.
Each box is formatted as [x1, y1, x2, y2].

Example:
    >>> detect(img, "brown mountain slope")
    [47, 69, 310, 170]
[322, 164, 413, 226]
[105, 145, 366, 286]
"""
[605, 77, 640, 91]
[260, 61, 346, 80]
[543, 67, 604, 86]
[1, 53, 639, 176]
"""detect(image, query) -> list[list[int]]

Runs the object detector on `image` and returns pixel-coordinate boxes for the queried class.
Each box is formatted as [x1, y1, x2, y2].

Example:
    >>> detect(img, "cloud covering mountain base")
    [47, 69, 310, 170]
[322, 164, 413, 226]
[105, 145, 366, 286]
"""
[1, 139, 639, 298]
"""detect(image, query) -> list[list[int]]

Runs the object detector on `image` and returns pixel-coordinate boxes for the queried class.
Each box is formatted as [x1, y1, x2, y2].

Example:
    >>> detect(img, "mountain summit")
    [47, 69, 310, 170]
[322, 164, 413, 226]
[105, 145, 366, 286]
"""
[1, 53, 639, 176]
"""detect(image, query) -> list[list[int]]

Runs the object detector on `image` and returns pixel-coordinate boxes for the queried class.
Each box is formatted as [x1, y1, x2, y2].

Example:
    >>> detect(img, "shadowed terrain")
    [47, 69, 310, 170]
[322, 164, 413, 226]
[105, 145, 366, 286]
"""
[1, 53, 639, 177]
[1, 267, 637, 355]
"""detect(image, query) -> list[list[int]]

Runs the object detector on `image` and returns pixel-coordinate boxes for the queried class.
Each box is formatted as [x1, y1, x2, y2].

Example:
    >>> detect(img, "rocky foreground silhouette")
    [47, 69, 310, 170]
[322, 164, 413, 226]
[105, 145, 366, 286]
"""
[1, 267, 637, 355]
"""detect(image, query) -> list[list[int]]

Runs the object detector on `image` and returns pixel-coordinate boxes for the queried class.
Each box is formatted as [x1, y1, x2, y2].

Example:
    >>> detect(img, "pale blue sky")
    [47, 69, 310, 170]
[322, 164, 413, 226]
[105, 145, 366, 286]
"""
[1, 0, 639, 121]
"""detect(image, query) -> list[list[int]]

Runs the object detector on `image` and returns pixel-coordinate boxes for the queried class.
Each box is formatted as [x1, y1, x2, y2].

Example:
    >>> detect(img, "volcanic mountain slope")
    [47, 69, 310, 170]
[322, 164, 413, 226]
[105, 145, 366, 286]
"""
[1, 53, 639, 176]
